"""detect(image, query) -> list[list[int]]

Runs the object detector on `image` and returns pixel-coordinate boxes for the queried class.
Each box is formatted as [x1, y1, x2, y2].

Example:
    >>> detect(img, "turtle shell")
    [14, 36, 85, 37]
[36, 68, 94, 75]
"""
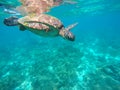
[18, 14, 64, 36]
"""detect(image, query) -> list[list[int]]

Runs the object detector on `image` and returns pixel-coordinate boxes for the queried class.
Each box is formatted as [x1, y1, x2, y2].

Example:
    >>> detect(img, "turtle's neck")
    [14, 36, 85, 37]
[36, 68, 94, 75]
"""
[59, 28, 66, 38]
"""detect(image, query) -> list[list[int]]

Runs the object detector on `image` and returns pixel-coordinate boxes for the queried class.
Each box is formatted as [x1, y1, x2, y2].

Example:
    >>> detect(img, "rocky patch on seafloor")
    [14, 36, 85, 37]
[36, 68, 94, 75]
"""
[0, 38, 120, 90]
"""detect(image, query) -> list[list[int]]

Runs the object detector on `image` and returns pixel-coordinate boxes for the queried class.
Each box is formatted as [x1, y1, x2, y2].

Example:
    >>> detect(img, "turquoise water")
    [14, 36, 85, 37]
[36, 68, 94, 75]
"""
[0, 0, 120, 90]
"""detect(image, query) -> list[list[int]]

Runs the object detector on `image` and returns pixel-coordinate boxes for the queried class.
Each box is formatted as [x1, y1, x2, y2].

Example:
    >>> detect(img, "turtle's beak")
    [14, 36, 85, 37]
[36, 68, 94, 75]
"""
[64, 30, 75, 41]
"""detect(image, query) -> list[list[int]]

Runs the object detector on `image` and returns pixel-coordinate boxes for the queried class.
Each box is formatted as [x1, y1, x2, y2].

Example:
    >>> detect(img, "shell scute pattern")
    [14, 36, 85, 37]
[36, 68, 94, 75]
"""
[19, 14, 63, 31]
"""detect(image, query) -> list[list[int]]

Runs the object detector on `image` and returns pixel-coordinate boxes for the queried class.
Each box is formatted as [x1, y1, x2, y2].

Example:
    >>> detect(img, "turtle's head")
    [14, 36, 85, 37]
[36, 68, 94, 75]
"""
[3, 16, 18, 26]
[60, 29, 75, 41]
[59, 23, 78, 41]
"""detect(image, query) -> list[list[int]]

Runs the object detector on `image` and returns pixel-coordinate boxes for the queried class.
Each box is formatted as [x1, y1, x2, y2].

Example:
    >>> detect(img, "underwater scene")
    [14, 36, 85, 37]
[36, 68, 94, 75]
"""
[0, 0, 120, 90]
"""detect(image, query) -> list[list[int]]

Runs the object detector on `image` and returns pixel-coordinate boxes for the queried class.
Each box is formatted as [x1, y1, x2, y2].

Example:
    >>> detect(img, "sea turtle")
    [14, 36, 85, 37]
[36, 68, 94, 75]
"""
[3, 14, 77, 41]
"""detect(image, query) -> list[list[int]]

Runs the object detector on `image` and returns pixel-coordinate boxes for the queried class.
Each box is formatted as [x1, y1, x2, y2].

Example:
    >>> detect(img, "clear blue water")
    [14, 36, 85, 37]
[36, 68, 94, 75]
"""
[0, 0, 120, 90]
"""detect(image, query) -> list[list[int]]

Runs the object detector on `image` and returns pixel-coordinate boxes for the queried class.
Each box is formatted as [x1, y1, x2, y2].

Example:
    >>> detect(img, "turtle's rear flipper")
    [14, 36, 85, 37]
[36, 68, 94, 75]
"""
[3, 16, 19, 26]
[19, 25, 26, 31]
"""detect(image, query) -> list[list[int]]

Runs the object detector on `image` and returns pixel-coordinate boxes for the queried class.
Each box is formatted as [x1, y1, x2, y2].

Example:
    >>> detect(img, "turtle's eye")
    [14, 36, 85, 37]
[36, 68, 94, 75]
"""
[58, 25, 64, 29]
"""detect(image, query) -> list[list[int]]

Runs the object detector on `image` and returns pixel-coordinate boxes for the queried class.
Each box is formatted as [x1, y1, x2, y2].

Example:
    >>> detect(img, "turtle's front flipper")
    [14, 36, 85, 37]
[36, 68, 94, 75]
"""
[66, 22, 78, 31]
[24, 21, 58, 30]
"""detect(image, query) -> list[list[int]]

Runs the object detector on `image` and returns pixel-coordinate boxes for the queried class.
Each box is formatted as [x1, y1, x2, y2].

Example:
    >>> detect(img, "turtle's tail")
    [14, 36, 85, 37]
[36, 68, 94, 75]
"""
[3, 16, 19, 26]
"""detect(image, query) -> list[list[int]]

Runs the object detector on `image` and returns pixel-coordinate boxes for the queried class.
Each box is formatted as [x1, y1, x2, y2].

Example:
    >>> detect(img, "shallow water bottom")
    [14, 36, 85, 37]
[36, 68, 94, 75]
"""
[0, 37, 120, 90]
